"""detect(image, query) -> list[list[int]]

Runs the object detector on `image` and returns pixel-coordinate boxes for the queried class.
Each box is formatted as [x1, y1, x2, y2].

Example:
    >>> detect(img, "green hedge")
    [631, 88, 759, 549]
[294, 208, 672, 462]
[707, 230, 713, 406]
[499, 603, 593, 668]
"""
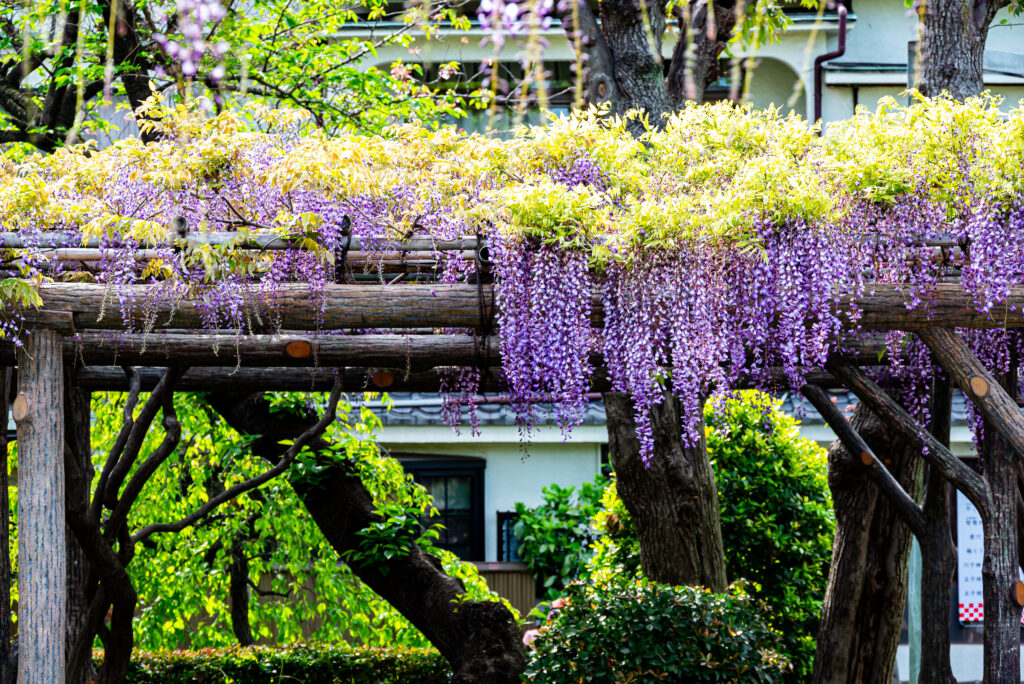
[103, 645, 450, 684]
[525, 577, 791, 683]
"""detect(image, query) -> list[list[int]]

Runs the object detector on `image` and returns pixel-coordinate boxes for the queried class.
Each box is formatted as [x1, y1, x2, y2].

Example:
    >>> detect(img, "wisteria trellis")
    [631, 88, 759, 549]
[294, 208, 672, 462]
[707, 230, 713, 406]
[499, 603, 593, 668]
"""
[3, 95, 1024, 458]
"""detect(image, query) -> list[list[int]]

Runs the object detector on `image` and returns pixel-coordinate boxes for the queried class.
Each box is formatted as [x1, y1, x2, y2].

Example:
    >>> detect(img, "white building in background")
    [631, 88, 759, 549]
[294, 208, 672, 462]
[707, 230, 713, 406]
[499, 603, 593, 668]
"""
[349, 0, 1024, 129]
[370, 391, 996, 683]
[369, 391, 979, 565]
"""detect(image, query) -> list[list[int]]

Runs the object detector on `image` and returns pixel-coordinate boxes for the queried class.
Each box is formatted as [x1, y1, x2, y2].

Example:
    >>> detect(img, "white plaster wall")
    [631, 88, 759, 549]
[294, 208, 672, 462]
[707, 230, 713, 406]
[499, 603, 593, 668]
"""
[377, 425, 604, 561]
[742, 57, 807, 116]
[896, 643, 1024, 682]
[838, 0, 917, 66]
[360, 0, 1024, 130]
[375, 419, 974, 563]
[375, 415, 963, 564]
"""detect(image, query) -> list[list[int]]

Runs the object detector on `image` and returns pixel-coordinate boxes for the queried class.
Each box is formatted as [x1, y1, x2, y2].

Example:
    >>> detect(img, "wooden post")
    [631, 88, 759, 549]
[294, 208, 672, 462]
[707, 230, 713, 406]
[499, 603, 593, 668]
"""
[15, 330, 65, 684]
[0, 369, 12, 684]
[980, 401, 1020, 683]
[918, 376, 956, 684]
[916, 328, 1022, 682]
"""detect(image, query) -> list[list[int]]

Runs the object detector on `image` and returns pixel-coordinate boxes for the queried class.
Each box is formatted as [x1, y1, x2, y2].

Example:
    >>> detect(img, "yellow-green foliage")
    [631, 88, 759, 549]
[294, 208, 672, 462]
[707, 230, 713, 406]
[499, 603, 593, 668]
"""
[2, 93, 1024, 277]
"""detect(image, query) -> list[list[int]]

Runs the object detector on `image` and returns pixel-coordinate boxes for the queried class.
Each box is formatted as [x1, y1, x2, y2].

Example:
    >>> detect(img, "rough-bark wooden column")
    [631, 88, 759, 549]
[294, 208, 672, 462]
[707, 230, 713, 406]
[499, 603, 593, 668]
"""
[1, 368, 13, 684]
[15, 329, 65, 684]
[916, 327, 1024, 683]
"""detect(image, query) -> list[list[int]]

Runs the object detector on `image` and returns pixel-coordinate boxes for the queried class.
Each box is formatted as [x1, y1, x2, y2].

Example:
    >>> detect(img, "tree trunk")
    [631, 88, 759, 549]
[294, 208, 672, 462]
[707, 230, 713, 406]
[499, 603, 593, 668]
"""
[917, 0, 1001, 101]
[229, 540, 255, 647]
[812, 403, 922, 684]
[665, 0, 736, 106]
[0, 369, 12, 684]
[919, 376, 956, 684]
[603, 392, 727, 590]
[597, 0, 670, 121]
[63, 386, 94, 684]
[15, 329, 67, 684]
[979, 370, 1021, 684]
[207, 393, 526, 684]
[554, 0, 733, 129]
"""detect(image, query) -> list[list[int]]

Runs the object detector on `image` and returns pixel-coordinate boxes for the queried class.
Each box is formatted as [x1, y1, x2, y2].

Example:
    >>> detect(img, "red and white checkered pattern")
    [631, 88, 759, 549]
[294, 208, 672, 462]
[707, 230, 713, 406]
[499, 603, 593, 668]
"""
[959, 603, 984, 623]
[958, 603, 1024, 624]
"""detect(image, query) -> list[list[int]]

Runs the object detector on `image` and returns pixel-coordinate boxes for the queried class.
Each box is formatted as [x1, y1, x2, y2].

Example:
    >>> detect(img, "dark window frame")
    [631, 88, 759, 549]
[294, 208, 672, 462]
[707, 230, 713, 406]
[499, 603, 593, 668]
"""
[399, 457, 486, 562]
[497, 510, 522, 562]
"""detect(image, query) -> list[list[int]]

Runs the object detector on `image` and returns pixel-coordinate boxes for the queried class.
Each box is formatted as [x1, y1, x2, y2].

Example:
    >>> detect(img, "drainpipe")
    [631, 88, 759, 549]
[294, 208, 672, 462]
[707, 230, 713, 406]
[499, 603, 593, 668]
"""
[813, 1, 848, 132]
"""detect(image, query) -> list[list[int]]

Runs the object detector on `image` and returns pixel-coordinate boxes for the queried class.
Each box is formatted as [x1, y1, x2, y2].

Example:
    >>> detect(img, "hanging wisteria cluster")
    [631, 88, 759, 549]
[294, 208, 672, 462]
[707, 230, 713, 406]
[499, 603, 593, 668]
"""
[154, 0, 229, 78]
[3, 95, 1024, 456]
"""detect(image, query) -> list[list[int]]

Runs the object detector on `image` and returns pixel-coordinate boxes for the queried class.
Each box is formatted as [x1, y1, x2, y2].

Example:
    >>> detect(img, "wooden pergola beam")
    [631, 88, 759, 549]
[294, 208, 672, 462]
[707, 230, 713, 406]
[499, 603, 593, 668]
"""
[48, 333, 502, 368]
[0, 332, 887, 369]
[917, 327, 1024, 459]
[13, 282, 1024, 333]
[68, 365, 846, 393]
[69, 366, 509, 392]
[22, 283, 490, 331]
[800, 383, 926, 534]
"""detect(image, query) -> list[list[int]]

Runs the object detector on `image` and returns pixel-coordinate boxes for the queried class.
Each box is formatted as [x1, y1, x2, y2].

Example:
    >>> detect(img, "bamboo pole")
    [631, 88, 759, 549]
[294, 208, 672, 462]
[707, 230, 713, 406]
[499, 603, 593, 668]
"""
[14, 329, 65, 684]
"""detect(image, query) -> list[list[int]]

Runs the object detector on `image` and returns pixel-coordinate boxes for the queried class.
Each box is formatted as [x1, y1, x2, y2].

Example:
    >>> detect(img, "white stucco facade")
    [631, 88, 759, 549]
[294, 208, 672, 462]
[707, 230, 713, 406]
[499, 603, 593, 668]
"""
[349, 0, 1024, 129]
[378, 424, 605, 562]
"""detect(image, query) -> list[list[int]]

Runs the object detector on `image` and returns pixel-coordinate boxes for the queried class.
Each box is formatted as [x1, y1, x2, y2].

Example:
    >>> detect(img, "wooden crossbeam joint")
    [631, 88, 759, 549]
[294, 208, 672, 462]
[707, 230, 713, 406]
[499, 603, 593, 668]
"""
[12, 392, 29, 423]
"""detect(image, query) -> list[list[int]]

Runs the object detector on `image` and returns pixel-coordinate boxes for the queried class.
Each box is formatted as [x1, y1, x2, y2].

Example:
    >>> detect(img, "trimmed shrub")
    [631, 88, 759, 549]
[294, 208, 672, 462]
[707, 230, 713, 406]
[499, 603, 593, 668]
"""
[706, 391, 834, 680]
[588, 391, 833, 680]
[107, 645, 450, 684]
[524, 578, 791, 683]
[513, 474, 609, 598]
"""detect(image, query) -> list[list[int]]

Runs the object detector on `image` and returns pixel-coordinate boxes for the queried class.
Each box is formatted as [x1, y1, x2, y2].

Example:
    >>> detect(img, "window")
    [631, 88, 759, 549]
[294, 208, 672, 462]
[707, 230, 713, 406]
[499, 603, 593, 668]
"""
[398, 456, 485, 561]
[497, 511, 523, 562]
[600, 443, 613, 476]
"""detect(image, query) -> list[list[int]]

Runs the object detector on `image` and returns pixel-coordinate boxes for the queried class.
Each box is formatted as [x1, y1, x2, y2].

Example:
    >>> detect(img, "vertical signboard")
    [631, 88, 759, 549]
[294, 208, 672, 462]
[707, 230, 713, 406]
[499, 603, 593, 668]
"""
[957, 490, 985, 623]
[957, 490, 1024, 624]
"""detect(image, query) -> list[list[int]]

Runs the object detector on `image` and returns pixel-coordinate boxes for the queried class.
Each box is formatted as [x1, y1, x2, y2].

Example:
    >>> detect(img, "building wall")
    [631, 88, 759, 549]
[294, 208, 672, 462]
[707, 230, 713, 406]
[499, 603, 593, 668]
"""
[357, 0, 1024, 131]
[379, 424, 605, 562]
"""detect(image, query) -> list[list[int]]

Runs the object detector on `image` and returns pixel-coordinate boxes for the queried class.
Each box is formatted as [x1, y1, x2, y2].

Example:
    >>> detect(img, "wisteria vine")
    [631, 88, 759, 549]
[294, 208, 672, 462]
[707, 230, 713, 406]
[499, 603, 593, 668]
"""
[2, 95, 1024, 457]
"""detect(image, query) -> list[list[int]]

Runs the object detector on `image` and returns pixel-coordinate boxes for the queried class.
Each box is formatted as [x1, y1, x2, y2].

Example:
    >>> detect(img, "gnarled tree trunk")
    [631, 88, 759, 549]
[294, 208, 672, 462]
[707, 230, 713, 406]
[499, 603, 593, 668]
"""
[812, 403, 922, 684]
[603, 392, 726, 590]
[64, 386, 96, 684]
[556, 0, 736, 130]
[917, 0, 1004, 101]
[208, 393, 526, 684]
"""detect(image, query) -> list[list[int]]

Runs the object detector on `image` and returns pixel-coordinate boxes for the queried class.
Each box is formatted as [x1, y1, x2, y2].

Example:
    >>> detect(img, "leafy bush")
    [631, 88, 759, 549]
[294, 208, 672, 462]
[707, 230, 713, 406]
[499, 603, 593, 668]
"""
[513, 474, 609, 598]
[706, 391, 834, 680]
[585, 390, 833, 680]
[586, 478, 640, 581]
[524, 578, 791, 683]
[111, 645, 449, 684]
